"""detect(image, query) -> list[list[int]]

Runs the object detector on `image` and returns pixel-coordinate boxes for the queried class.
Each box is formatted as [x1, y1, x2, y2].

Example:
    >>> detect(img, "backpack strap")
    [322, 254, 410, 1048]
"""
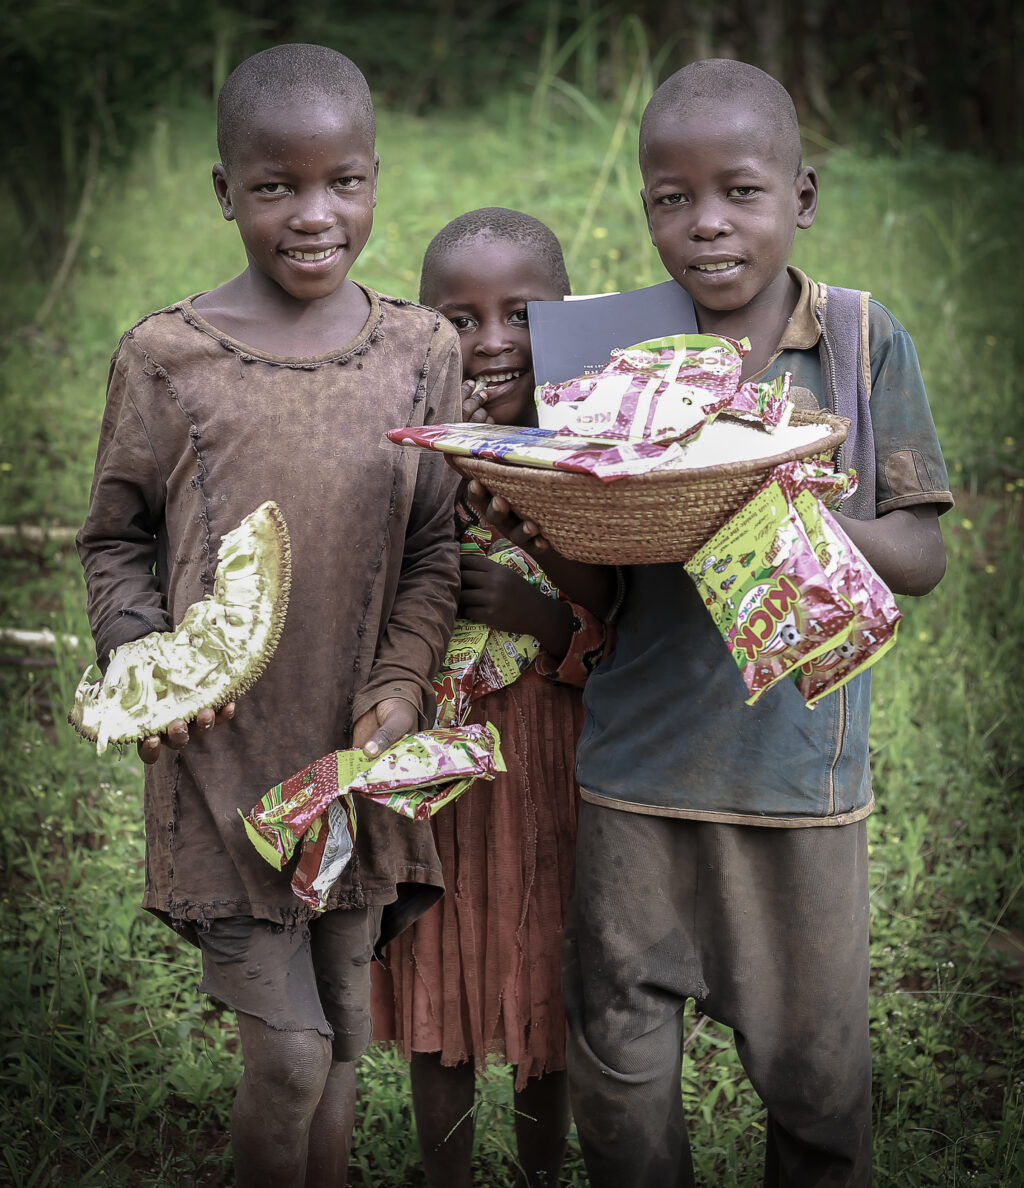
[817, 285, 876, 521]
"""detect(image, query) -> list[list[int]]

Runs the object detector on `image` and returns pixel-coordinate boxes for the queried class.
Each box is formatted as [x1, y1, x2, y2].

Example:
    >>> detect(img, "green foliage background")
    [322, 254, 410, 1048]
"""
[1, 8, 1023, 1187]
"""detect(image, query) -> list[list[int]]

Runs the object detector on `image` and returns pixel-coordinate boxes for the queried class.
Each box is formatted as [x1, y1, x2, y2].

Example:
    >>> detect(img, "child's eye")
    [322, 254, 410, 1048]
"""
[729, 186, 760, 198]
[333, 176, 362, 191]
[658, 193, 687, 207]
[449, 316, 478, 332]
[508, 309, 529, 327]
[257, 182, 290, 196]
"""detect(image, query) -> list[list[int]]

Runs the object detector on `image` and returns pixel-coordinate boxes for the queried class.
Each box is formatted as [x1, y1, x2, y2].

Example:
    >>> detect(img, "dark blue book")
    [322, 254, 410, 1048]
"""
[527, 280, 698, 385]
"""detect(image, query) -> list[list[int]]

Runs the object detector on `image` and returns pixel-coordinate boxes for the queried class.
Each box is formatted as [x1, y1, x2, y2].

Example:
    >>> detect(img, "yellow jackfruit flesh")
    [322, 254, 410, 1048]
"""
[68, 500, 291, 755]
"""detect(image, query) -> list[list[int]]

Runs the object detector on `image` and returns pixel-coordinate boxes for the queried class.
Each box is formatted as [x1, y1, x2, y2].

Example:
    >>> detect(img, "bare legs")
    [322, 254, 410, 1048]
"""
[410, 1051, 569, 1187]
[232, 1011, 355, 1187]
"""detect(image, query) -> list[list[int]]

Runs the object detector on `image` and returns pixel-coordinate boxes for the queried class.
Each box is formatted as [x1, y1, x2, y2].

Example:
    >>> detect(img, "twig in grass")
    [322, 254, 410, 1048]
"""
[0, 524, 79, 545]
[0, 628, 82, 651]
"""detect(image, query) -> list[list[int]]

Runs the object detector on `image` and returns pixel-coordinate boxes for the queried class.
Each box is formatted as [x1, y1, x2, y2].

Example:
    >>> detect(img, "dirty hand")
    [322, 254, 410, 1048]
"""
[137, 703, 236, 765]
[353, 697, 418, 758]
[462, 378, 494, 424]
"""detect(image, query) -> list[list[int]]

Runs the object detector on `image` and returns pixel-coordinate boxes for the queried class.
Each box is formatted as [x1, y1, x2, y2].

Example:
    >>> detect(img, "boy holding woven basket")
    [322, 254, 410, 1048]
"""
[471, 59, 951, 1187]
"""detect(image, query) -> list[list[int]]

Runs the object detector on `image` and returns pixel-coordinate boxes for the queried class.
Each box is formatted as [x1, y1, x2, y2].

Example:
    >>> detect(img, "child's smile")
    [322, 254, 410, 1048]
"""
[213, 100, 378, 305]
[431, 239, 566, 426]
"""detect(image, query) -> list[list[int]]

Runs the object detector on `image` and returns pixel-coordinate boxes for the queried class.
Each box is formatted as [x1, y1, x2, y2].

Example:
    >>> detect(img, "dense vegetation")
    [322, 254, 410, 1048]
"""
[1, 29, 1022, 1188]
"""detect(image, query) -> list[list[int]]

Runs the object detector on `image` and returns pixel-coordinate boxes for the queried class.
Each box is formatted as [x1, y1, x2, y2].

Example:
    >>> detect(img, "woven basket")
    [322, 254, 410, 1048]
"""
[451, 408, 850, 565]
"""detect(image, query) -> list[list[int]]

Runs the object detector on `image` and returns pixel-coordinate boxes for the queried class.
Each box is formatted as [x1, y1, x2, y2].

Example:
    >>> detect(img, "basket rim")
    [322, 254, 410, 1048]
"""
[450, 409, 850, 488]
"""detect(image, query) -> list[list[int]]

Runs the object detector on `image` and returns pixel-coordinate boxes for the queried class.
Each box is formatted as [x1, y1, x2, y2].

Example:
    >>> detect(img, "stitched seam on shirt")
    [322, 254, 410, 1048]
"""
[130, 332, 214, 588]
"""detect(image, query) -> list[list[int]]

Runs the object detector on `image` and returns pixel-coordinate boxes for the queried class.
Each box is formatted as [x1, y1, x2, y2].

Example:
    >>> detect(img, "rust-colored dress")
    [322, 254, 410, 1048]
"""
[371, 523, 610, 1089]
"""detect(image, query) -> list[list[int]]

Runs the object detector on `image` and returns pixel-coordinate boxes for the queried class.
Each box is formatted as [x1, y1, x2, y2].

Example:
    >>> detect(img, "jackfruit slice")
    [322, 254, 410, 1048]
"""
[68, 500, 291, 755]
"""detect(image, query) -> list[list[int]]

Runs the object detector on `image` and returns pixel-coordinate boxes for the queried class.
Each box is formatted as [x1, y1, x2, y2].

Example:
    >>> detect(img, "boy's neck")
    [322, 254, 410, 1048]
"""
[692, 268, 799, 381]
[193, 270, 371, 358]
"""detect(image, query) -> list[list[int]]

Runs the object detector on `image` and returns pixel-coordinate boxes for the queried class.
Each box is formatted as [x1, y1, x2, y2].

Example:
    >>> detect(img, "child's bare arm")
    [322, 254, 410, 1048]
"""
[833, 503, 946, 596]
[465, 478, 616, 619]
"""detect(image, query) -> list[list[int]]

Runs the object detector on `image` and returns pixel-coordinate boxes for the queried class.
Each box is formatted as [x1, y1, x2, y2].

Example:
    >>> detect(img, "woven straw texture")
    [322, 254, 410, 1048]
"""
[451, 409, 850, 565]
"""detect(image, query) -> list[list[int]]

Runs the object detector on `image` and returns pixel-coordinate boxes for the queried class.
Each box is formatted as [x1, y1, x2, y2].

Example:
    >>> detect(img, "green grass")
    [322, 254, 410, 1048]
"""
[0, 91, 1022, 1186]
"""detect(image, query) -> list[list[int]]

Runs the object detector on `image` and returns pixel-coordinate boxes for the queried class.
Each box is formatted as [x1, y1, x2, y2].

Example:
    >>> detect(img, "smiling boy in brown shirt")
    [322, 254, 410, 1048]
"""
[77, 44, 461, 1185]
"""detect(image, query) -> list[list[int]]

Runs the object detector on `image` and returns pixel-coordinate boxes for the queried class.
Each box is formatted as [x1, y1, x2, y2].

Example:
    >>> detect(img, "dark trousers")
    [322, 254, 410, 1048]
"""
[562, 800, 873, 1187]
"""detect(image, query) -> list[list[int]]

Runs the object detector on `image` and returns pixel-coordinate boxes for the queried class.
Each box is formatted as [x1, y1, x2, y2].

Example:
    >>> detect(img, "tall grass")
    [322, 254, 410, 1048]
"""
[0, 83, 1021, 1186]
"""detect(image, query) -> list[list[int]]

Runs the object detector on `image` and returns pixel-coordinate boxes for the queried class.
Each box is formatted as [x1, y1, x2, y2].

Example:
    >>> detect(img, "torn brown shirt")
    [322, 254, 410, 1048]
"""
[77, 288, 461, 936]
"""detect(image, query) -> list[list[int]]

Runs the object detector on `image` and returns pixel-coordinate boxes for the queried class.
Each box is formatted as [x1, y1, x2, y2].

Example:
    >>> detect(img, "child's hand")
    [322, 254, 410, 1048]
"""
[466, 478, 551, 552]
[462, 378, 494, 424]
[353, 697, 418, 758]
[460, 554, 540, 634]
[460, 554, 573, 654]
[137, 703, 236, 765]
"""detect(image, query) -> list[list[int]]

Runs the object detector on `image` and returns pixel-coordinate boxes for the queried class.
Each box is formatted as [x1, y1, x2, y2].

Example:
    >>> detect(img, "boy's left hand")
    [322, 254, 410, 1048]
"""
[353, 697, 418, 758]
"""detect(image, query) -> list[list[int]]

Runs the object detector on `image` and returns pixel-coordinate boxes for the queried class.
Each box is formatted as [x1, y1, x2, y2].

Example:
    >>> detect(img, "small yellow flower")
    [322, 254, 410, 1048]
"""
[608, 248, 621, 260]
[985, 564, 996, 574]
[961, 519, 973, 530]
[985, 334, 998, 346]
[1004, 436, 1015, 447]
[592, 226, 608, 239]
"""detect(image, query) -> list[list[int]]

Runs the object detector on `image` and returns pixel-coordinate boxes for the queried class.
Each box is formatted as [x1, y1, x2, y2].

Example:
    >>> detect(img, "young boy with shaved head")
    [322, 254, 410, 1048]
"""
[77, 43, 462, 1185]
[473, 59, 951, 1187]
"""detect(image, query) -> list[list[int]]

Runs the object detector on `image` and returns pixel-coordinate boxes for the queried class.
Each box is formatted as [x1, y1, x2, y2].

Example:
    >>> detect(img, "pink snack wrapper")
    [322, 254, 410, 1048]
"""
[240, 723, 506, 910]
[790, 489, 901, 706]
[687, 461, 898, 706]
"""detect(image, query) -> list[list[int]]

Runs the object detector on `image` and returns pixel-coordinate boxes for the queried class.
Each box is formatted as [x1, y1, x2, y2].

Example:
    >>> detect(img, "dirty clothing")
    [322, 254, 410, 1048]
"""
[371, 503, 611, 1090]
[77, 288, 462, 939]
[563, 802, 872, 1188]
[197, 906, 384, 1060]
[565, 271, 950, 1186]
[574, 271, 953, 825]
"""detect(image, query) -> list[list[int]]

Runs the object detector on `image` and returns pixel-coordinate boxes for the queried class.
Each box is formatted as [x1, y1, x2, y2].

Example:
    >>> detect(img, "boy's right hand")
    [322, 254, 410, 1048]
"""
[137, 703, 236, 764]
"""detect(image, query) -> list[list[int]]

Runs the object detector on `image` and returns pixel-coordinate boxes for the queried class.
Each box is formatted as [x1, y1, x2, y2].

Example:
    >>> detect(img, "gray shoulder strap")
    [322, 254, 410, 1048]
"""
[818, 286, 876, 521]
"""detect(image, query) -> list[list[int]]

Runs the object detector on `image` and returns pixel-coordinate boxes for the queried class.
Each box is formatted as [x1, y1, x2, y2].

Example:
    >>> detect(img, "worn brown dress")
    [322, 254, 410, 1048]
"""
[371, 521, 610, 1089]
[77, 287, 462, 942]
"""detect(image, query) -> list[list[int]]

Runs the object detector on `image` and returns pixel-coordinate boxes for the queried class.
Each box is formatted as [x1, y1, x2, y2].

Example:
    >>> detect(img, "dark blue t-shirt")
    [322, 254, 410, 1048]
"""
[574, 272, 952, 824]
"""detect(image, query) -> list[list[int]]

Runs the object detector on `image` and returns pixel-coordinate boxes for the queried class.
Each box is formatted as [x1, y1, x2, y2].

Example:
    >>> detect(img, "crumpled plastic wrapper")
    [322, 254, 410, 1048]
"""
[790, 488, 901, 706]
[240, 722, 506, 910]
[384, 333, 801, 483]
[433, 524, 559, 726]
[685, 461, 896, 706]
[535, 333, 793, 444]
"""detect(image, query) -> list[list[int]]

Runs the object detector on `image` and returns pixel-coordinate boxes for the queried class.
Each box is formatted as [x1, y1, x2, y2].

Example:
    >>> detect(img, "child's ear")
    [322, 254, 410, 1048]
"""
[212, 163, 235, 222]
[795, 166, 818, 230]
[640, 188, 656, 245]
[371, 152, 380, 209]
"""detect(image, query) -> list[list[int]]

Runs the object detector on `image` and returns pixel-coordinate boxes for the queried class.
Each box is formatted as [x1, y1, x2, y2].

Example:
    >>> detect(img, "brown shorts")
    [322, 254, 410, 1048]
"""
[197, 906, 383, 1061]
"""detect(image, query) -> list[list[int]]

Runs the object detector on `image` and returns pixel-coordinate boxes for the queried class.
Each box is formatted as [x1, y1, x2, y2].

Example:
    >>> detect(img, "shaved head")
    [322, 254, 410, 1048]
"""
[641, 59, 802, 177]
[217, 44, 375, 171]
[420, 207, 570, 306]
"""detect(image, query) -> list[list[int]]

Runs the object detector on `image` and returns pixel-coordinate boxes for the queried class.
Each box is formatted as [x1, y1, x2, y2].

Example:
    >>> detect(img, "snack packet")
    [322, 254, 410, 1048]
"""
[686, 476, 856, 704]
[240, 723, 506, 910]
[385, 421, 681, 480]
[789, 489, 901, 706]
